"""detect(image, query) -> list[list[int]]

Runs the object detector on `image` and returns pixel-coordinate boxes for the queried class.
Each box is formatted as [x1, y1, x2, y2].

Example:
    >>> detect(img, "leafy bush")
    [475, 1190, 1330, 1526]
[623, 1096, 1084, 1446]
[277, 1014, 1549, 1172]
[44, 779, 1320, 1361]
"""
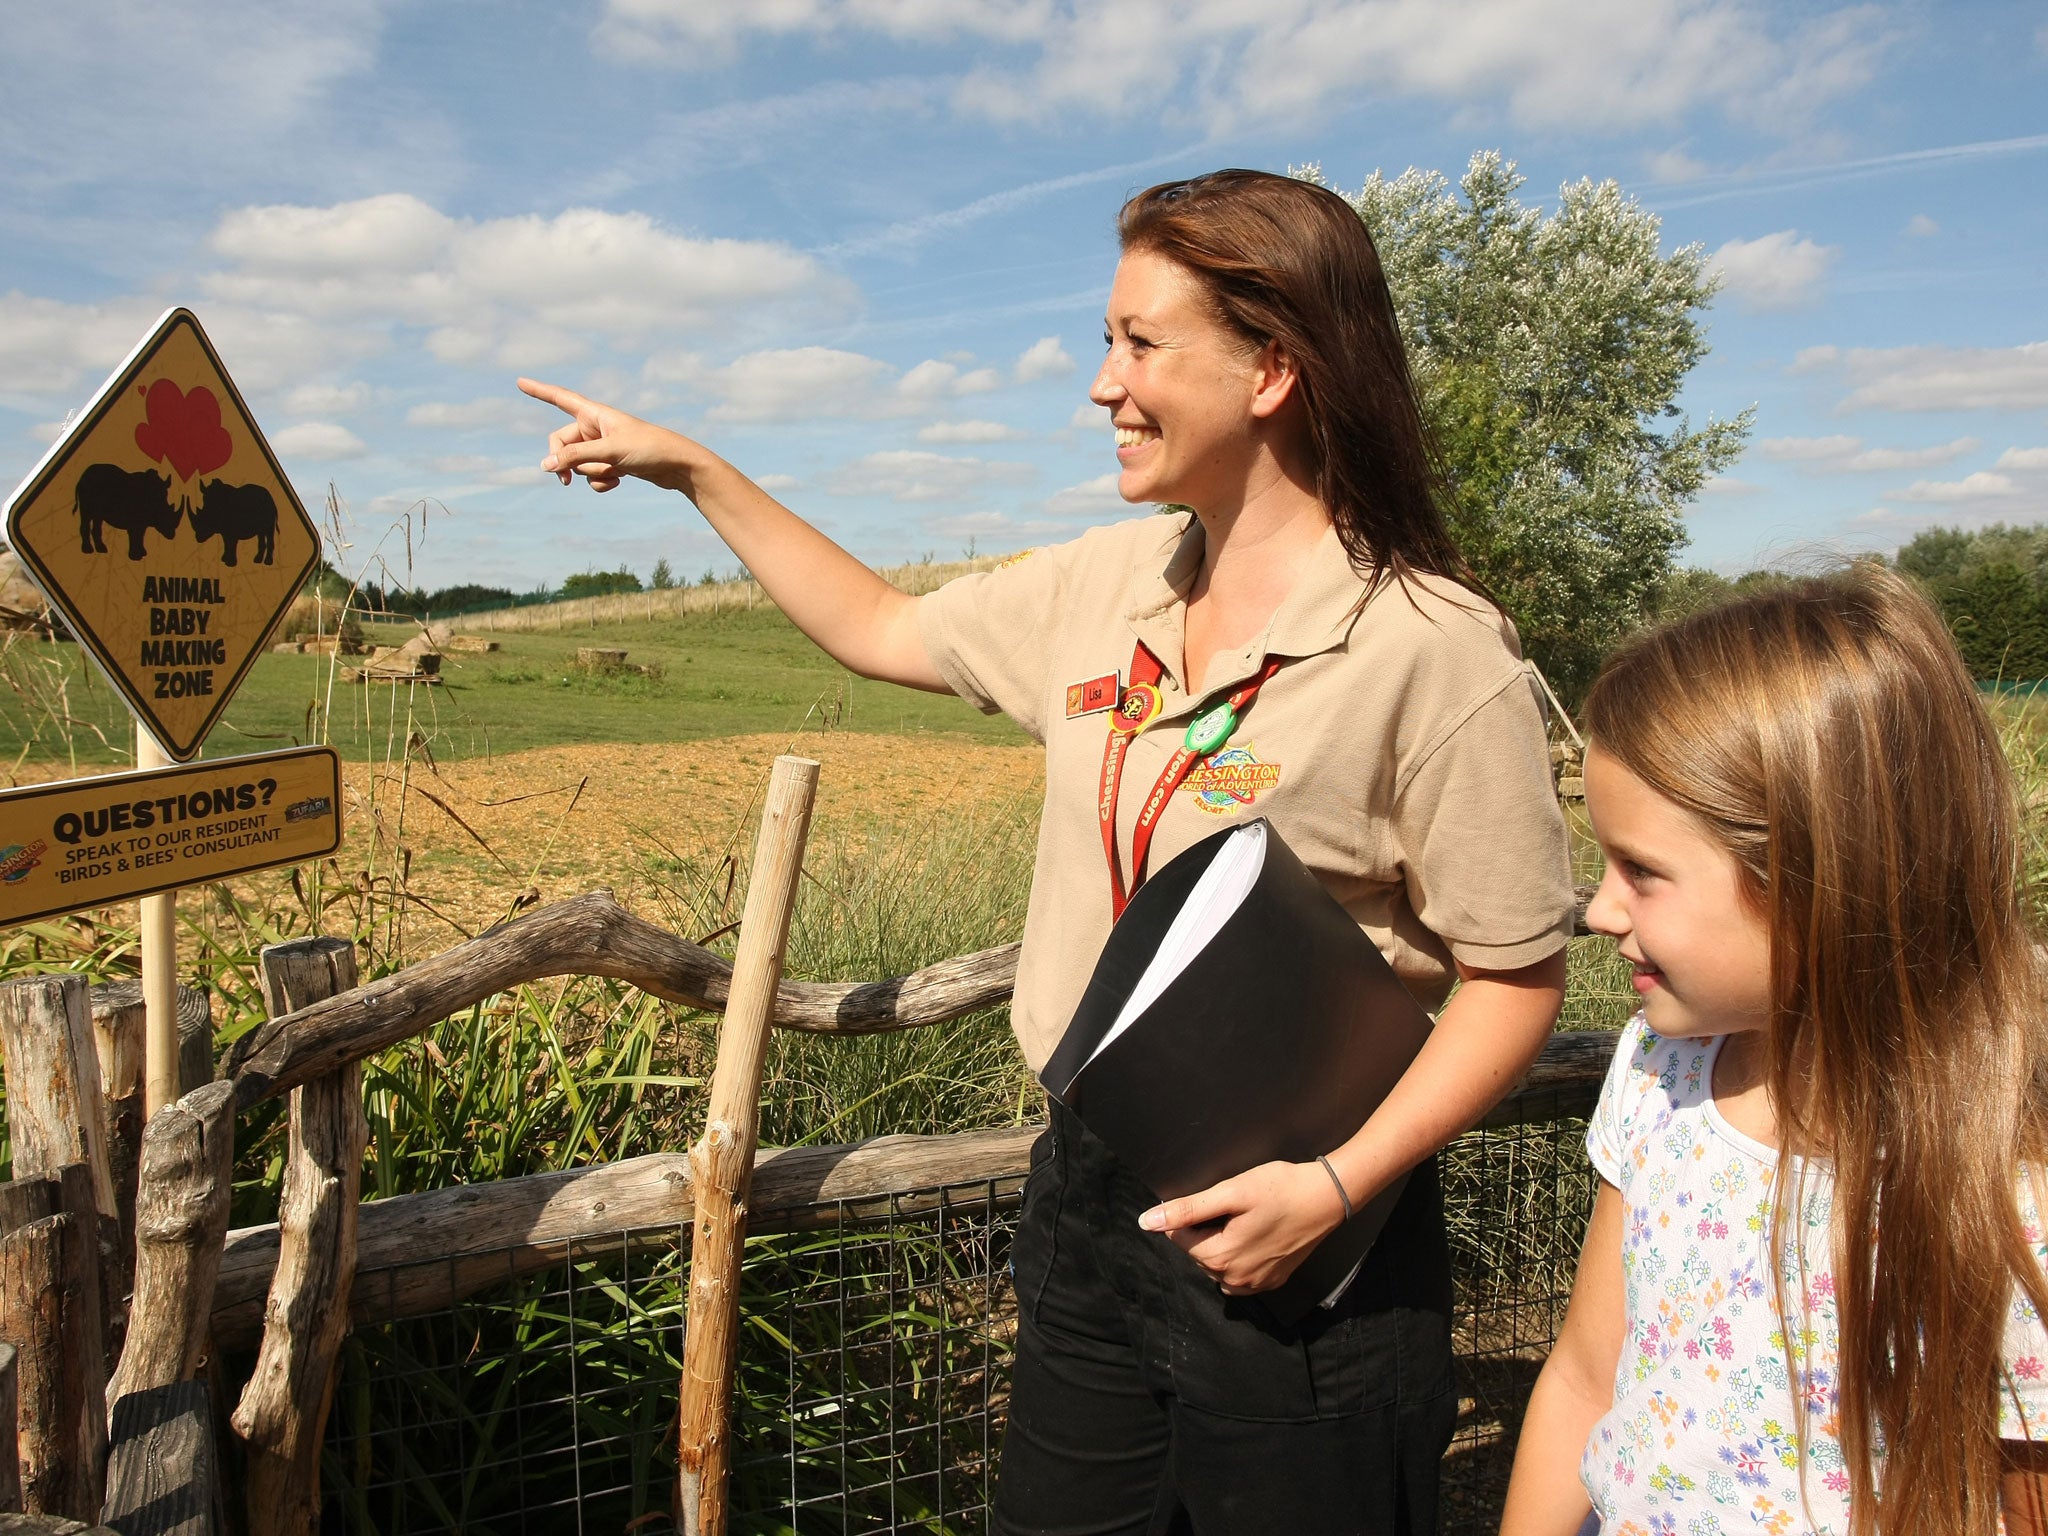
[560, 566, 642, 599]
[1897, 524, 2048, 681]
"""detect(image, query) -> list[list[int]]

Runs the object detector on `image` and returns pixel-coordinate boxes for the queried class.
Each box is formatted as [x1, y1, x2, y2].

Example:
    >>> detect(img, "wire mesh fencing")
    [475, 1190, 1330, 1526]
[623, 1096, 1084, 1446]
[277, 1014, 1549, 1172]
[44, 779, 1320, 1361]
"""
[319, 1109, 1595, 1536]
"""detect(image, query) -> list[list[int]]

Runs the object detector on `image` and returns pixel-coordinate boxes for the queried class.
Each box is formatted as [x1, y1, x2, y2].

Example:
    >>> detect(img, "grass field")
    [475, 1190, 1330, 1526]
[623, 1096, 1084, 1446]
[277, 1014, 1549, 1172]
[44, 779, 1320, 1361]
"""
[0, 600, 1026, 774]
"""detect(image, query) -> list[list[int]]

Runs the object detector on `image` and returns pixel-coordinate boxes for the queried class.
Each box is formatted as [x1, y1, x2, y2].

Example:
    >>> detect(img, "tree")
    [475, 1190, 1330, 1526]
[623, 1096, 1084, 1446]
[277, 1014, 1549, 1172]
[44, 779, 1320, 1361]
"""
[560, 565, 643, 599]
[1320, 154, 1752, 695]
[651, 557, 676, 590]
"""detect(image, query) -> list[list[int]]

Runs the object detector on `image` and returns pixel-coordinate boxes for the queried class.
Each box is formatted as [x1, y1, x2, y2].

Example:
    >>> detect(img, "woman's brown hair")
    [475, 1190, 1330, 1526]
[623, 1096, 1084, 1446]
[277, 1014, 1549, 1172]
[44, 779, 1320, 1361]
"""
[1584, 563, 2048, 1535]
[1118, 170, 1471, 591]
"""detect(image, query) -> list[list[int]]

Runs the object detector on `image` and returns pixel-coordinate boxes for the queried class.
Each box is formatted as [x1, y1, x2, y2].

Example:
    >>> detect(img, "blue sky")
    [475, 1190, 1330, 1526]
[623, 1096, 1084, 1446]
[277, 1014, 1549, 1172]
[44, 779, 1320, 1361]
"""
[3, 0, 2044, 593]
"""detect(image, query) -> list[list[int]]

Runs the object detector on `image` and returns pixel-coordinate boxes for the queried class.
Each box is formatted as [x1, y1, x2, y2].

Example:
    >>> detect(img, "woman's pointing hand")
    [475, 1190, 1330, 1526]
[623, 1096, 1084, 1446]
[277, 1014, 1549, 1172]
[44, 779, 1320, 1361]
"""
[519, 378, 696, 495]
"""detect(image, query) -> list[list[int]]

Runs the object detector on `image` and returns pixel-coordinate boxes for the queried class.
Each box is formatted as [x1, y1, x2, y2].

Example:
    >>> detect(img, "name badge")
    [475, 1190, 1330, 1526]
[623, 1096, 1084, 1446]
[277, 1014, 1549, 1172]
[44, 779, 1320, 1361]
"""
[1066, 671, 1119, 718]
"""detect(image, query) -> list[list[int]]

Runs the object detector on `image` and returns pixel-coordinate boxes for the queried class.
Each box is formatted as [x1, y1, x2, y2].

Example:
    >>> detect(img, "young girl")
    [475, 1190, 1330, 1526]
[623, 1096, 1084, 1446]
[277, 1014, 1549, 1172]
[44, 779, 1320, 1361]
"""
[1500, 564, 2048, 1536]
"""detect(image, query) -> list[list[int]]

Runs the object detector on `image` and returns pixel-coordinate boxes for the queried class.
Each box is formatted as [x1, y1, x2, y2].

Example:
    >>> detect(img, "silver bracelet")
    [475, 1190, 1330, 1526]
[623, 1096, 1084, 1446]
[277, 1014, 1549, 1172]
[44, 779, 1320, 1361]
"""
[1316, 1154, 1355, 1223]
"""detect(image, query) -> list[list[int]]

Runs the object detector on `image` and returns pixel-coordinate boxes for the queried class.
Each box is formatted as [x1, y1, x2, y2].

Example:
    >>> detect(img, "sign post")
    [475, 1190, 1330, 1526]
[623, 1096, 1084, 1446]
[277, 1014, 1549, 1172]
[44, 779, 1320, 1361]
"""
[4, 307, 331, 1118]
[137, 728, 180, 1116]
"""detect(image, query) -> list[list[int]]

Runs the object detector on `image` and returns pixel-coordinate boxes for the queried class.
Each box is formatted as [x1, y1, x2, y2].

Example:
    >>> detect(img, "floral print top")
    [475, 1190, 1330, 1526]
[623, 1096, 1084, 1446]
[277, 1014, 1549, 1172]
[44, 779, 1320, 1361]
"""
[1581, 1014, 2048, 1534]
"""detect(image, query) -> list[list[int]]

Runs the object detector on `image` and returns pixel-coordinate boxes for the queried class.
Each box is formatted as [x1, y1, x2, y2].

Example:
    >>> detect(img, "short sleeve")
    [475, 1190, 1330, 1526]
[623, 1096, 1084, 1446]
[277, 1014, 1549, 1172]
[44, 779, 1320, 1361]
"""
[1390, 664, 1575, 972]
[1585, 1015, 1651, 1187]
[917, 546, 1071, 741]
[2000, 1168, 2048, 1439]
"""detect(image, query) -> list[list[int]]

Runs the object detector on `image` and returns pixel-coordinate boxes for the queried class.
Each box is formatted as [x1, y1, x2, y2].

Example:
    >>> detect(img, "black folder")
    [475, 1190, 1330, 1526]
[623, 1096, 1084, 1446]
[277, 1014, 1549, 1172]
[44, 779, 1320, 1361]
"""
[1040, 818, 1435, 1326]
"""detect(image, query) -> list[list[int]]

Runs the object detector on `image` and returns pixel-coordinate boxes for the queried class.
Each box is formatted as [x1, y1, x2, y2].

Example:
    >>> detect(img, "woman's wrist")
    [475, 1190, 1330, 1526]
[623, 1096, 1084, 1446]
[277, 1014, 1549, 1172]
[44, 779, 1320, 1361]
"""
[652, 431, 719, 498]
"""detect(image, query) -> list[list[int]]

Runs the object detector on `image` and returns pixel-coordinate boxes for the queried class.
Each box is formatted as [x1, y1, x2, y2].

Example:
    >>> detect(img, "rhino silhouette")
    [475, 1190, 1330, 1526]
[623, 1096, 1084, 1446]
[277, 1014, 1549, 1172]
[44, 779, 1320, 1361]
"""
[191, 479, 277, 567]
[75, 463, 181, 560]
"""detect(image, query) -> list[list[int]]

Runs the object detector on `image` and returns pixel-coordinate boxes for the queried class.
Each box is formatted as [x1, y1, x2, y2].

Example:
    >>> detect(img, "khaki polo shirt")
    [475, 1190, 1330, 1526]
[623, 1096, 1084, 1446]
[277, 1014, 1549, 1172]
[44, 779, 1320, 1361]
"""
[918, 510, 1574, 1074]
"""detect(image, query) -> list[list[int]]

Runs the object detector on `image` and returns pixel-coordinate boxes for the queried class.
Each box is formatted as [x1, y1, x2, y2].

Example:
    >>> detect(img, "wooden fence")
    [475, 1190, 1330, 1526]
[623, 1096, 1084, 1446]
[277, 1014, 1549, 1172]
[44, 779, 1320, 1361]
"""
[0, 872, 1610, 1531]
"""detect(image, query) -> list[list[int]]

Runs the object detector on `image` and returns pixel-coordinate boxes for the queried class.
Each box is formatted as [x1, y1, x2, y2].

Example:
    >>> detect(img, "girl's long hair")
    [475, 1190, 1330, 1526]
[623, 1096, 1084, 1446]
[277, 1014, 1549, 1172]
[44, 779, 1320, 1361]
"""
[1117, 170, 1473, 594]
[1584, 563, 2048, 1535]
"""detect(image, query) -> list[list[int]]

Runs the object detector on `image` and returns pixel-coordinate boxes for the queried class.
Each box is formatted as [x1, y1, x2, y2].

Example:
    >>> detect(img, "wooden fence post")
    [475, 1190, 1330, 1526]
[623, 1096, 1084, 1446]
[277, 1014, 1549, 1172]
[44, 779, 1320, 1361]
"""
[230, 938, 364, 1536]
[0, 1173, 104, 1521]
[105, 1082, 233, 1406]
[0, 980, 116, 1222]
[676, 756, 819, 1536]
[90, 981, 210, 1383]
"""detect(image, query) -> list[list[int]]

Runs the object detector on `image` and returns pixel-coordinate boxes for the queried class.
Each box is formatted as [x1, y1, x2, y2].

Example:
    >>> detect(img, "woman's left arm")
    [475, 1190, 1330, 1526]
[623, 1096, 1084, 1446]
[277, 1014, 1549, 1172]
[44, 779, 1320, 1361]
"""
[1141, 949, 1566, 1294]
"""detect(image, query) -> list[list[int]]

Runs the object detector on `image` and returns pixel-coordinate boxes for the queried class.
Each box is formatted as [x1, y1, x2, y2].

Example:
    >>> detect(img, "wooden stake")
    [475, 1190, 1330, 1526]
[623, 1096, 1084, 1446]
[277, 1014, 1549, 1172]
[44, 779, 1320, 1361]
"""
[106, 1082, 234, 1407]
[231, 938, 364, 1536]
[0, 1171, 104, 1521]
[135, 727, 179, 1122]
[676, 756, 819, 1536]
[91, 981, 212, 1387]
[0, 979, 114, 1225]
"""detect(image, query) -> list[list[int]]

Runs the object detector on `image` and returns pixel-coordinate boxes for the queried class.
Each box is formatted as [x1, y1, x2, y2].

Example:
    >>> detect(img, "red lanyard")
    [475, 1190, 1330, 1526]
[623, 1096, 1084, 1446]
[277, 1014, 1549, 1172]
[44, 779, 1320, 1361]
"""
[1098, 641, 1282, 919]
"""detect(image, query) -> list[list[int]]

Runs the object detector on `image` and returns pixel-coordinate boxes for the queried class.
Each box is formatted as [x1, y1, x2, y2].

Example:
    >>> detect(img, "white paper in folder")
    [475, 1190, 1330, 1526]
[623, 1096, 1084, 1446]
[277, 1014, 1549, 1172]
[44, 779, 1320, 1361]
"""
[1085, 821, 1268, 1070]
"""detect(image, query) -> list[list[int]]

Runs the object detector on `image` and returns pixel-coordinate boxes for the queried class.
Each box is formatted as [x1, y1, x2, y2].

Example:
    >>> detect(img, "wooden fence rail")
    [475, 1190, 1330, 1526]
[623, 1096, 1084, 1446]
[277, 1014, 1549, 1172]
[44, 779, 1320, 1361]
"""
[225, 891, 1021, 1108]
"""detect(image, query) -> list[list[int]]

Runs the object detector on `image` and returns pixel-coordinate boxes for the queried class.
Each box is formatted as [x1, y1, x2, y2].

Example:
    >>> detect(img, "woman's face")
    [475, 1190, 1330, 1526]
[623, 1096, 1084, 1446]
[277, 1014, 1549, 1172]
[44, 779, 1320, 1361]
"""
[1089, 249, 1270, 511]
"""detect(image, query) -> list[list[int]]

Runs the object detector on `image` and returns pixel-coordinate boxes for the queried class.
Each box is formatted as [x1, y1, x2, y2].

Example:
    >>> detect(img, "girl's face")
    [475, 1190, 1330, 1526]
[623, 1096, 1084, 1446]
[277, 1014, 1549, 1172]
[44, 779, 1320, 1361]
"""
[1088, 248, 1270, 510]
[1583, 745, 1772, 1042]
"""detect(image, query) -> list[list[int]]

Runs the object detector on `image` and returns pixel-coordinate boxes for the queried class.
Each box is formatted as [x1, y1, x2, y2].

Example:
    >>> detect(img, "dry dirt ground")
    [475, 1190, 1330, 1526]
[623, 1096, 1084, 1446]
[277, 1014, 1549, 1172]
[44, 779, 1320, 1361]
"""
[17, 730, 1045, 954]
[344, 730, 1044, 934]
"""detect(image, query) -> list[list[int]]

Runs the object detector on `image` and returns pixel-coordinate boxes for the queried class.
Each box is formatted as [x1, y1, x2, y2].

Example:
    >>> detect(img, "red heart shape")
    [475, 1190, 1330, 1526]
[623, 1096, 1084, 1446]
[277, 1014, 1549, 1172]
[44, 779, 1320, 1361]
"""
[133, 380, 234, 483]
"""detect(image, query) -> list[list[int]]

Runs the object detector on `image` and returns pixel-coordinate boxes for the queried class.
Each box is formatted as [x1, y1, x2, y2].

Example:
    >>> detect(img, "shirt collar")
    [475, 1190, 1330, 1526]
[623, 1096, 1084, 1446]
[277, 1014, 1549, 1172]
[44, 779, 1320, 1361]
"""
[1122, 513, 1372, 701]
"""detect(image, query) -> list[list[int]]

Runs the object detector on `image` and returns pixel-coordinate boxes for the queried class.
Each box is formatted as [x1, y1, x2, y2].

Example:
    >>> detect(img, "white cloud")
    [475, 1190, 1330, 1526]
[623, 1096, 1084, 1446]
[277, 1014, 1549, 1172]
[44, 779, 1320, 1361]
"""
[429, 454, 498, 476]
[1905, 213, 1939, 238]
[1644, 146, 1711, 184]
[756, 473, 801, 491]
[1757, 435, 1979, 471]
[407, 397, 551, 435]
[0, 293, 175, 400]
[1709, 230, 1839, 312]
[1697, 475, 1762, 496]
[1044, 473, 1127, 517]
[200, 193, 855, 369]
[283, 381, 373, 416]
[1892, 472, 2018, 503]
[708, 348, 892, 422]
[1757, 434, 1861, 462]
[479, 465, 554, 488]
[1069, 400, 1110, 431]
[602, 1, 1886, 137]
[1842, 440, 1982, 472]
[29, 422, 66, 445]
[696, 348, 1003, 422]
[825, 450, 1034, 503]
[1793, 341, 2048, 412]
[1015, 336, 1075, 382]
[922, 510, 1030, 541]
[271, 421, 369, 461]
[918, 420, 1026, 443]
[1997, 448, 2048, 472]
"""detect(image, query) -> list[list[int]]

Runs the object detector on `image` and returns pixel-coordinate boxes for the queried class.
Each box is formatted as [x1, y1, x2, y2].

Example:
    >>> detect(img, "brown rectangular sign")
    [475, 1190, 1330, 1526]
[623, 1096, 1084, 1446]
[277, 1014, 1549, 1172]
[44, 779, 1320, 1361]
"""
[0, 746, 342, 926]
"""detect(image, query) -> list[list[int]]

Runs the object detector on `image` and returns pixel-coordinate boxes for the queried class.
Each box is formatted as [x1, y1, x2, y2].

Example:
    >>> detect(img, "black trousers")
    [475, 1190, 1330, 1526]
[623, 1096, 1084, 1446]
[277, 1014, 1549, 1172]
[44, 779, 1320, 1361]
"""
[994, 1104, 1458, 1536]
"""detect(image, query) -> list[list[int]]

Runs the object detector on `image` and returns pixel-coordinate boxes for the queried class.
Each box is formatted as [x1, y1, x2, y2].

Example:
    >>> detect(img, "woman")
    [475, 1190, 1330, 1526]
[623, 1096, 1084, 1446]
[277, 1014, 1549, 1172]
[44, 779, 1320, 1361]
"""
[523, 169, 1572, 1534]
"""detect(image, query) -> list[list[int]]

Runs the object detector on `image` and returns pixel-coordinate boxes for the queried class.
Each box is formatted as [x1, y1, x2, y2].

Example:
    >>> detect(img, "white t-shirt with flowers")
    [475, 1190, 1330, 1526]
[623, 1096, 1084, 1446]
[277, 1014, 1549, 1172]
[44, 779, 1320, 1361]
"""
[1581, 1014, 2048, 1535]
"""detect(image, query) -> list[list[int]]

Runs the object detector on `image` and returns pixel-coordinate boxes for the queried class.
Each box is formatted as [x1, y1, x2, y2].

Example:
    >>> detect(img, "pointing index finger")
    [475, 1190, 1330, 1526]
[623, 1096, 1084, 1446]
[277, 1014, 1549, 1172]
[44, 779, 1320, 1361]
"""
[518, 377, 591, 418]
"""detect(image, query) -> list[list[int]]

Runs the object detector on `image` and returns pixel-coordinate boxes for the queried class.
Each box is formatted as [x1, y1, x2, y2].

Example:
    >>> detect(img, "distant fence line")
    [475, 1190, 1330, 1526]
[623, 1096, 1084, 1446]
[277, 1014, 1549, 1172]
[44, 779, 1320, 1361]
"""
[356, 556, 1015, 636]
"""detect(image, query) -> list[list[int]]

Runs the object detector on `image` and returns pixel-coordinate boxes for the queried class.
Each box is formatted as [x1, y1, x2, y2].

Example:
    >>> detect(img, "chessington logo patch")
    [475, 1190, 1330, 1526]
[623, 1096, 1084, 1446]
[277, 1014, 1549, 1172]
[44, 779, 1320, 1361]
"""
[1181, 746, 1282, 815]
[0, 840, 48, 884]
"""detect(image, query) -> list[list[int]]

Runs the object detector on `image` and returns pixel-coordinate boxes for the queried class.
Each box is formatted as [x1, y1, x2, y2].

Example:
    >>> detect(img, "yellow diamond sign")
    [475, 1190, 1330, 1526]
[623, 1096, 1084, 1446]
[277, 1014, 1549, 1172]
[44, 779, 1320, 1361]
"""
[4, 308, 321, 761]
